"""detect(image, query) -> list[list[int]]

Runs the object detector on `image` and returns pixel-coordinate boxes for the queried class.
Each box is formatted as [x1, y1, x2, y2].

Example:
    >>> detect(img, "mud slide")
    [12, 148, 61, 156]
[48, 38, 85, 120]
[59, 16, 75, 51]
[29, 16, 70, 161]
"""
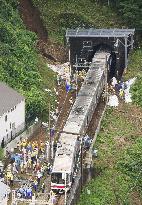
[19, 0, 48, 41]
[19, 0, 67, 62]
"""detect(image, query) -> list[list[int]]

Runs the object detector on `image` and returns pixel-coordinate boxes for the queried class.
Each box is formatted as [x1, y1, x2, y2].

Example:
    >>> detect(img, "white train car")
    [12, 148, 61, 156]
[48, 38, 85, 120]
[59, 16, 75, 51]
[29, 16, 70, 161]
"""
[63, 51, 110, 135]
[51, 133, 80, 192]
[51, 51, 110, 192]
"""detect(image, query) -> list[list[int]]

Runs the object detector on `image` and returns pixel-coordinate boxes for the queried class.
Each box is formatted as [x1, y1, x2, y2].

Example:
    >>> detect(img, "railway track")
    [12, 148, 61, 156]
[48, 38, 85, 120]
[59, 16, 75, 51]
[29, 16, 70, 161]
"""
[55, 98, 107, 205]
[56, 194, 65, 205]
[51, 51, 109, 205]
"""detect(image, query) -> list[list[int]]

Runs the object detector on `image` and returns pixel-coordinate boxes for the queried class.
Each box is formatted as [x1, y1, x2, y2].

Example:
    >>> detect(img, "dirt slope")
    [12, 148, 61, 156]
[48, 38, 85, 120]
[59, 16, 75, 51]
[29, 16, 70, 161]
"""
[19, 0, 48, 41]
[19, 0, 67, 62]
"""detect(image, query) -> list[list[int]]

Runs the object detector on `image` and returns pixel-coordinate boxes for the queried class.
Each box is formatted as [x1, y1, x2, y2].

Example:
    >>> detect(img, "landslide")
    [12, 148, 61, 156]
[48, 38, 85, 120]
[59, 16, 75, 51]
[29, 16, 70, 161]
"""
[19, 0, 67, 63]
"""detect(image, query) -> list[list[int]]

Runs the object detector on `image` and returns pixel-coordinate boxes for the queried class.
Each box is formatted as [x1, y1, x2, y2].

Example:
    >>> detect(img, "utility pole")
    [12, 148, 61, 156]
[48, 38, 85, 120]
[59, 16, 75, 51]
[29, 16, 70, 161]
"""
[48, 100, 51, 163]
[75, 54, 78, 97]
[105, 56, 108, 103]
[108, 0, 110, 6]
[124, 37, 128, 69]
[80, 137, 83, 191]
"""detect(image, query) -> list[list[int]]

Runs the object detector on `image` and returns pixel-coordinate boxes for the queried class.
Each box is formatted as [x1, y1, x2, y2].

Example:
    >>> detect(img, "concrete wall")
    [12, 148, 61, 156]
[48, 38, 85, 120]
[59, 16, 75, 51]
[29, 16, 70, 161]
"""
[68, 37, 129, 78]
[4, 122, 41, 155]
[0, 100, 25, 145]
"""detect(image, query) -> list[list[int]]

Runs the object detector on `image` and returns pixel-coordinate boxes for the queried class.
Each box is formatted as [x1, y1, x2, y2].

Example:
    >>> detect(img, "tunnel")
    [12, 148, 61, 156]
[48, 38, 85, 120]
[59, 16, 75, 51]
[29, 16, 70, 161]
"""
[66, 28, 135, 80]
[86, 43, 117, 80]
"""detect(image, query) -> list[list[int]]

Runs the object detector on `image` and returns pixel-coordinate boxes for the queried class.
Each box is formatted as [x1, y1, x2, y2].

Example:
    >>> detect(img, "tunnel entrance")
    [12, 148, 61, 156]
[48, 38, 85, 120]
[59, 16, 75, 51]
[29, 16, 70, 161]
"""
[87, 43, 117, 80]
[66, 28, 135, 79]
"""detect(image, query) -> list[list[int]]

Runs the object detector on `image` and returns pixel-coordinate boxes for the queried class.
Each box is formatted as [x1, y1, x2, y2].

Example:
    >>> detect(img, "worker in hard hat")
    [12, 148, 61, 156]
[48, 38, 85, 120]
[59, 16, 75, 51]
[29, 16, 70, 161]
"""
[119, 88, 124, 99]
[40, 141, 44, 153]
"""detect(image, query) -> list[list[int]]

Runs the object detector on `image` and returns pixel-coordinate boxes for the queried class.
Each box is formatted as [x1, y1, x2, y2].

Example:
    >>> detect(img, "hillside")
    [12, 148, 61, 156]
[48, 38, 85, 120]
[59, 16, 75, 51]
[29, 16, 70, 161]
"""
[30, 1, 142, 204]
[0, 0, 56, 122]
[32, 0, 142, 107]
[32, 0, 121, 43]
[79, 103, 142, 205]
[1, 0, 142, 204]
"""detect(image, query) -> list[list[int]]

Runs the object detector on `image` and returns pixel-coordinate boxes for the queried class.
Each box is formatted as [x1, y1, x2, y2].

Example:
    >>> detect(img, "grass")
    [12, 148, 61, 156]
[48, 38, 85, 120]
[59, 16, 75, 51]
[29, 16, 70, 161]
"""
[32, 0, 122, 44]
[37, 55, 57, 121]
[78, 103, 142, 205]
[124, 48, 142, 79]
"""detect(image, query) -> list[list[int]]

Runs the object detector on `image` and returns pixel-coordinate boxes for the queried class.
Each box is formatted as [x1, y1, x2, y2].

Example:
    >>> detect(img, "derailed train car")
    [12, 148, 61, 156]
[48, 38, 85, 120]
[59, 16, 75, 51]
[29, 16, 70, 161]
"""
[51, 51, 110, 192]
[51, 133, 80, 192]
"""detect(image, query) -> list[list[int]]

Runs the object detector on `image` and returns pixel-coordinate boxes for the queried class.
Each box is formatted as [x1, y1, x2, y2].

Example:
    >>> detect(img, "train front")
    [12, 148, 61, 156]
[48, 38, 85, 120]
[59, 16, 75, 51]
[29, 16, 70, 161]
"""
[51, 133, 80, 193]
[51, 155, 73, 193]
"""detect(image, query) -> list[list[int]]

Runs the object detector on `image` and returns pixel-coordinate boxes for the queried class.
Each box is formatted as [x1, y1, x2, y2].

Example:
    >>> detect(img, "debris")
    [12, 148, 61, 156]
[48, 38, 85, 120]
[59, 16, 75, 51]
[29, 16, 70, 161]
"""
[111, 77, 118, 87]
[124, 77, 137, 103]
[107, 95, 119, 107]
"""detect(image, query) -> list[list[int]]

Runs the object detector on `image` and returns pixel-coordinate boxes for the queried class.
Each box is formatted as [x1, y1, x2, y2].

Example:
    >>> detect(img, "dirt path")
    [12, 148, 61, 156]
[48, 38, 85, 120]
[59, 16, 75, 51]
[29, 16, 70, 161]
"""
[19, 0, 67, 62]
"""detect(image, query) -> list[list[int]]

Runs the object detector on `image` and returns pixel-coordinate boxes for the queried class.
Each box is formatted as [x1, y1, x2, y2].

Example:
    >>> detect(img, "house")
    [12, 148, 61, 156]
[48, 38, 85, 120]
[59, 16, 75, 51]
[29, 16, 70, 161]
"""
[0, 82, 25, 146]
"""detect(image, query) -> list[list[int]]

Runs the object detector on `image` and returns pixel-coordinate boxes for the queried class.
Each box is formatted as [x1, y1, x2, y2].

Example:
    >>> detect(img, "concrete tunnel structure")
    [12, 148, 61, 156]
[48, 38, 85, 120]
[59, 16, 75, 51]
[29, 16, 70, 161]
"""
[66, 28, 135, 79]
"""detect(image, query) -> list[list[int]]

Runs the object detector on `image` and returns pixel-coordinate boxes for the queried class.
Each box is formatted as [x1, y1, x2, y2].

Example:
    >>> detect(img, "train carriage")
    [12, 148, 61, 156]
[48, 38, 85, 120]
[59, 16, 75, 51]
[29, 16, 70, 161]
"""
[63, 51, 110, 135]
[51, 51, 110, 192]
[51, 133, 80, 192]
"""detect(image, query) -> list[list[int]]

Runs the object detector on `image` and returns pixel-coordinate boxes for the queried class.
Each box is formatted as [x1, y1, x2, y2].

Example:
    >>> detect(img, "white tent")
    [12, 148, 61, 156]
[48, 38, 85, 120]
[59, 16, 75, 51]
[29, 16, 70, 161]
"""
[0, 182, 11, 205]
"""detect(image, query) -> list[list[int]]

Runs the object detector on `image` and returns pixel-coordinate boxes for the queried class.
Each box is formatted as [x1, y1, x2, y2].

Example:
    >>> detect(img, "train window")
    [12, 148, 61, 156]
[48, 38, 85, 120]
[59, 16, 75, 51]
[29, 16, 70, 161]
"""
[51, 173, 63, 184]
[51, 173, 70, 184]
[87, 116, 89, 125]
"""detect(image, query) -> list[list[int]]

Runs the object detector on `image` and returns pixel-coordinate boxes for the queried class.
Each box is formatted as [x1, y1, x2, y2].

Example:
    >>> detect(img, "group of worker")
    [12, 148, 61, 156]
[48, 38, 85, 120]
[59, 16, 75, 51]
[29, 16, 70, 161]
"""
[16, 184, 33, 199]
[110, 77, 127, 99]
[57, 65, 87, 91]
[4, 137, 54, 200]
[14, 139, 45, 174]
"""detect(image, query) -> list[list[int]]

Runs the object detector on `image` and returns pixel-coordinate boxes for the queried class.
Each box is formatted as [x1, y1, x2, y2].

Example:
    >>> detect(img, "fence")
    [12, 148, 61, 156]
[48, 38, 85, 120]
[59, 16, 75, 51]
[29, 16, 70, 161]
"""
[4, 122, 41, 155]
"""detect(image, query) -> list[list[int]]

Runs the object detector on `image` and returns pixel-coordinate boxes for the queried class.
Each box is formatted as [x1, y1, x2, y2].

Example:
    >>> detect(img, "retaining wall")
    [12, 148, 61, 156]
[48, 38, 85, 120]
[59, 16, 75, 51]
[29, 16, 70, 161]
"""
[4, 122, 41, 155]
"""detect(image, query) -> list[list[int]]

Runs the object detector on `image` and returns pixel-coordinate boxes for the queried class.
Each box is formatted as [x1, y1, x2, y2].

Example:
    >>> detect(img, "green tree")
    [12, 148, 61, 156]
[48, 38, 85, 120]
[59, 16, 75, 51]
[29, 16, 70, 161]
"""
[0, 0, 49, 121]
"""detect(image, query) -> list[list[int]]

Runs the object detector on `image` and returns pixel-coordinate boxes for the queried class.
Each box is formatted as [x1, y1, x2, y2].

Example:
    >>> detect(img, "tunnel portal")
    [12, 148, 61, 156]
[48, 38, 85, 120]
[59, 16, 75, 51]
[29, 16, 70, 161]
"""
[66, 28, 135, 79]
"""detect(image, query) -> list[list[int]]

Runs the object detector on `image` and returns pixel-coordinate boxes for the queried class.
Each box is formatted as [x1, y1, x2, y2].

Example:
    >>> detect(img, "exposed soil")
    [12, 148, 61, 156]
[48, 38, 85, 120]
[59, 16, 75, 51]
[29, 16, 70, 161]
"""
[19, 0, 48, 41]
[19, 0, 67, 63]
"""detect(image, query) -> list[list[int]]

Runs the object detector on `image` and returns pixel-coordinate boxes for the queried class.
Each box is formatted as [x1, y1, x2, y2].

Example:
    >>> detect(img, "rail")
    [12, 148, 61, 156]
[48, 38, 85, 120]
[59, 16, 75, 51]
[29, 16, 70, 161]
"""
[64, 101, 107, 205]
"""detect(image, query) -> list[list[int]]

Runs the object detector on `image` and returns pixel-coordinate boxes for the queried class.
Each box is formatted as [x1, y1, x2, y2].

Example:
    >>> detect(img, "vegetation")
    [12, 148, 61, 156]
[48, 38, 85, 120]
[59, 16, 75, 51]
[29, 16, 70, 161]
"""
[78, 105, 142, 204]
[32, 0, 121, 43]
[124, 48, 142, 107]
[0, 0, 56, 122]
[0, 148, 4, 161]
[110, 0, 142, 29]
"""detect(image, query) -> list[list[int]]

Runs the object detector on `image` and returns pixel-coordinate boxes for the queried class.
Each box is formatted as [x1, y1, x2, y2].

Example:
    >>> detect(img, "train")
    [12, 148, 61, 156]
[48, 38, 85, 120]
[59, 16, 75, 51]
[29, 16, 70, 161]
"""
[51, 51, 110, 192]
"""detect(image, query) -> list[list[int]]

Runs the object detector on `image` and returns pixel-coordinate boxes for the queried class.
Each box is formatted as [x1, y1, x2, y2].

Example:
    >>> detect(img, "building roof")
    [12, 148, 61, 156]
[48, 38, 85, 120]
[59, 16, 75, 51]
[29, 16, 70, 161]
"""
[0, 82, 25, 116]
[66, 28, 135, 38]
